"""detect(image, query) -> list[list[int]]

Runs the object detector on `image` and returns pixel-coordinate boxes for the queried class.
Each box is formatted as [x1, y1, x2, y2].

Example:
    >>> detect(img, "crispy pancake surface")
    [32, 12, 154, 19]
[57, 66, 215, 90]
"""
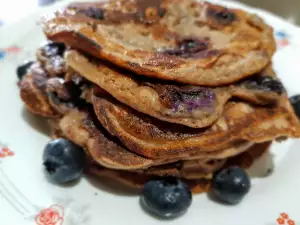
[43, 0, 275, 86]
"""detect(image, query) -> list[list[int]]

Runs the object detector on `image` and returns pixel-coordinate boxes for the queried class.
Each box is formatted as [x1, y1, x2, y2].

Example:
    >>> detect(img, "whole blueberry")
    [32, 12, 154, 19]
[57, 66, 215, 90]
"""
[16, 61, 34, 80]
[141, 177, 192, 219]
[212, 167, 251, 205]
[43, 138, 85, 184]
[289, 95, 300, 119]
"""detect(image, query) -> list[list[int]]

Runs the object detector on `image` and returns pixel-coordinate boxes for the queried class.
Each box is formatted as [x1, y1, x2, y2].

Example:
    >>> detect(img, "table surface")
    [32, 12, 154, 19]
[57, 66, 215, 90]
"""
[0, 0, 299, 28]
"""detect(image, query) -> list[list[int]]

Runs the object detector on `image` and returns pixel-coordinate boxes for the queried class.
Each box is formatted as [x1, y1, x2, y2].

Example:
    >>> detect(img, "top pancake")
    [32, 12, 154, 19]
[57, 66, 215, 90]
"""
[43, 0, 276, 86]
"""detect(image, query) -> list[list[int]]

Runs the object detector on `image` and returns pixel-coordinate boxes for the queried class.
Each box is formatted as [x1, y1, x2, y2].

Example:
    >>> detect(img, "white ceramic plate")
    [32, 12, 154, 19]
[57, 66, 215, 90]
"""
[0, 1, 300, 225]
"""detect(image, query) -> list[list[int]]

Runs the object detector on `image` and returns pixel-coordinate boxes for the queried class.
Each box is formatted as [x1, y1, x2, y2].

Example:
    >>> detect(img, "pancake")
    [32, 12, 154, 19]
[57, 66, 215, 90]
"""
[91, 90, 300, 159]
[19, 62, 299, 161]
[55, 109, 258, 172]
[88, 141, 272, 193]
[66, 50, 284, 128]
[19, 60, 300, 161]
[19, 63, 59, 118]
[43, 0, 275, 86]
[87, 167, 212, 194]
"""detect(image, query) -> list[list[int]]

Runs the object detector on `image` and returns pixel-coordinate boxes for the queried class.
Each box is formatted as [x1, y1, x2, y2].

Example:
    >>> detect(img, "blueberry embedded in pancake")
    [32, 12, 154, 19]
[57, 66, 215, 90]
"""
[46, 77, 84, 114]
[145, 83, 216, 113]
[81, 7, 105, 20]
[46, 77, 81, 102]
[206, 3, 238, 28]
[244, 76, 285, 94]
[162, 38, 218, 59]
[66, 51, 287, 128]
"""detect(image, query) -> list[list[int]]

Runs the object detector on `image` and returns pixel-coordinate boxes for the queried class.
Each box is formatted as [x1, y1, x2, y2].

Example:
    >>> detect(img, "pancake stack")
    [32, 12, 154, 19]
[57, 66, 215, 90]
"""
[19, 0, 300, 193]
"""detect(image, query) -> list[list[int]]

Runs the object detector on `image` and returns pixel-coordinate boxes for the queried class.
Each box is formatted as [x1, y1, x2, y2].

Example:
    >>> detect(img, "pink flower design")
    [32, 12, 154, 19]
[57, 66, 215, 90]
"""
[288, 220, 295, 225]
[277, 213, 296, 225]
[35, 205, 64, 225]
[5, 46, 21, 53]
[0, 146, 14, 158]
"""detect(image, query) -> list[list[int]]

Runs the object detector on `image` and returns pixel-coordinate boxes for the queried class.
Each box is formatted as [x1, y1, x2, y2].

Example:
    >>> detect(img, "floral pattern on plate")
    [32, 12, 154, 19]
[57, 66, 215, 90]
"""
[35, 205, 64, 225]
[0, 142, 14, 159]
[0, 46, 21, 60]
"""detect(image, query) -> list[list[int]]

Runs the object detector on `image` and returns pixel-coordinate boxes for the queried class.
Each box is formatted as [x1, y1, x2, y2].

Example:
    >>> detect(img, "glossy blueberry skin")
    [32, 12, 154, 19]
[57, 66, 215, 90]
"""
[43, 138, 85, 184]
[16, 61, 34, 80]
[141, 177, 192, 219]
[212, 167, 251, 205]
[289, 95, 300, 119]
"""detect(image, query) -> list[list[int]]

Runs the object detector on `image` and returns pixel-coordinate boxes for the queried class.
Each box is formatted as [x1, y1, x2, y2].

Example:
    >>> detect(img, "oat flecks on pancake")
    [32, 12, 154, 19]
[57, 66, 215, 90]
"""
[43, 0, 275, 86]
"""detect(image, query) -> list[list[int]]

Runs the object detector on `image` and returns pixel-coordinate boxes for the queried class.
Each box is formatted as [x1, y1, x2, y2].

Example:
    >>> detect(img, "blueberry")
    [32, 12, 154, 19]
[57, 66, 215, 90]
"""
[211, 167, 251, 205]
[83, 7, 105, 20]
[289, 95, 300, 118]
[43, 138, 85, 184]
[16, 61, 34, 80]
[164, 38, 209, 58]
[42, 42, 66, 57]
[141, 177, 192, 218]
[259, 76, 285, 94]
[245, 76, 285, 94]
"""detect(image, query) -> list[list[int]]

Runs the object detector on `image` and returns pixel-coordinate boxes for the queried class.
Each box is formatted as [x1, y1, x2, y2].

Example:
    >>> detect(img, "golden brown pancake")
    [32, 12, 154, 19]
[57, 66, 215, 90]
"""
[88, 141, 272, 193]
[91, 91, 300, 159]
[55, 109, 258, 172]
[19, 60, 299, 161]
[22, 49, 283, 128]
[66, 50, 283, 128]
[43, 0, 275, 86]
